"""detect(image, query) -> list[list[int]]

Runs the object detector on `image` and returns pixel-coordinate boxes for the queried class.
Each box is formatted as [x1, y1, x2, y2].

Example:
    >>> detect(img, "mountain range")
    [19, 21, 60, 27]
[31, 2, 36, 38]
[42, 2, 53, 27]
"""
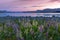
[22, 8, 60, 13]
[0, 8, 60, 13]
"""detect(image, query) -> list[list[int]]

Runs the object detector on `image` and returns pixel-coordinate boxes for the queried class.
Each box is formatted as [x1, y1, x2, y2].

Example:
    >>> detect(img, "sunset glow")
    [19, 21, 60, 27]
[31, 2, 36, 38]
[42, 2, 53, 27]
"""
[0, 0, 60, 11]
[42, 2, 60, 9]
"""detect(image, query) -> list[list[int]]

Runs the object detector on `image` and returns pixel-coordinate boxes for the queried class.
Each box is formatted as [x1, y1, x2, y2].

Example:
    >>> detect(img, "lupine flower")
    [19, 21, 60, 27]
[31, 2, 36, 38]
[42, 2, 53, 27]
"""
[30, 28, 34, 35]
[55, 23, 58, 30]
[49, 37, 52, 40]
[46, 32, 48, 37]
[38, 25, 44, 32]
[21, 37, 24, 40]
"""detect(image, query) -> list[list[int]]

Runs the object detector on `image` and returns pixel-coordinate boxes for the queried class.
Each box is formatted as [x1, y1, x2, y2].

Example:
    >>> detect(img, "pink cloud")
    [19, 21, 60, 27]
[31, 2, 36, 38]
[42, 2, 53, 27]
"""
[0, 0, 60, 11]
[50, 0, 60, 2]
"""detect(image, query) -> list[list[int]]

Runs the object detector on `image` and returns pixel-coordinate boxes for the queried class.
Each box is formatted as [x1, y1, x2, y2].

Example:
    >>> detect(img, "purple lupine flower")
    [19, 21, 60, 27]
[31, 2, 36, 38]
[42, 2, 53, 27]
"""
[6, 22, 11, 27]
[21, 38, 24, 40]
[49, 37, 52, 40]
[30, 28, 34, 35]
[12, 23, 19, 30]
[38, 25, 44, 32]
[46, 32, 48, 37]
[55, 23, 58, 30]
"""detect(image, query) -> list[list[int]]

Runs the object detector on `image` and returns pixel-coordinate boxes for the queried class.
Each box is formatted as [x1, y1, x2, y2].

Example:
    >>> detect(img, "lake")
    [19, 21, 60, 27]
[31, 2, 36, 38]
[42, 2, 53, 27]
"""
[0, 13, 60, 17]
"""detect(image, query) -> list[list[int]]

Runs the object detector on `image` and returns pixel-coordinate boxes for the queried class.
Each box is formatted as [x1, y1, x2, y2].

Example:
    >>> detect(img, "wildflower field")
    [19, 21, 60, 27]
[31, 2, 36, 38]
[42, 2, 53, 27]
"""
[0, 16, 60, 40]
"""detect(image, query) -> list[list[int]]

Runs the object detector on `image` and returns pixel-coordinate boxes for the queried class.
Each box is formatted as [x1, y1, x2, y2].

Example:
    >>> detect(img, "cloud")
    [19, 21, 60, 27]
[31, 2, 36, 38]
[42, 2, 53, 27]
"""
[0, 0, 60, 11]
[31, 6, 42, 7]
[50, 0, 60, 2]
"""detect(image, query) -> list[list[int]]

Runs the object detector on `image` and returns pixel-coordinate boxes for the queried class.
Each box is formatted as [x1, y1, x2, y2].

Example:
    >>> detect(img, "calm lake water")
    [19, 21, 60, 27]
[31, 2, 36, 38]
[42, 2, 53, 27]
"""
[0, 13, 60, 17]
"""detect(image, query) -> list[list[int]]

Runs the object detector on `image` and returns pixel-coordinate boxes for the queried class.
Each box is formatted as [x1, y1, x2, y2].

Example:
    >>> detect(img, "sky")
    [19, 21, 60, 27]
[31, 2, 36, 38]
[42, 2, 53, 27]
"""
[0, 0, 60, 11]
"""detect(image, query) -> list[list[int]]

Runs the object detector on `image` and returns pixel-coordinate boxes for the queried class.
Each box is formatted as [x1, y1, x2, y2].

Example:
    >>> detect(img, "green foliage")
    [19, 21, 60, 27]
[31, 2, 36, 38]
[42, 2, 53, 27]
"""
[0, 17, 60, 40]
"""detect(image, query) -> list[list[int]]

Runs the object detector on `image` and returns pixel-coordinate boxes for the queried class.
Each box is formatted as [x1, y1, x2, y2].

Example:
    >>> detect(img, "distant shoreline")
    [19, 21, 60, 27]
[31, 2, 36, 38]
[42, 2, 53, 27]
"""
[0, 8, 60, 13]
